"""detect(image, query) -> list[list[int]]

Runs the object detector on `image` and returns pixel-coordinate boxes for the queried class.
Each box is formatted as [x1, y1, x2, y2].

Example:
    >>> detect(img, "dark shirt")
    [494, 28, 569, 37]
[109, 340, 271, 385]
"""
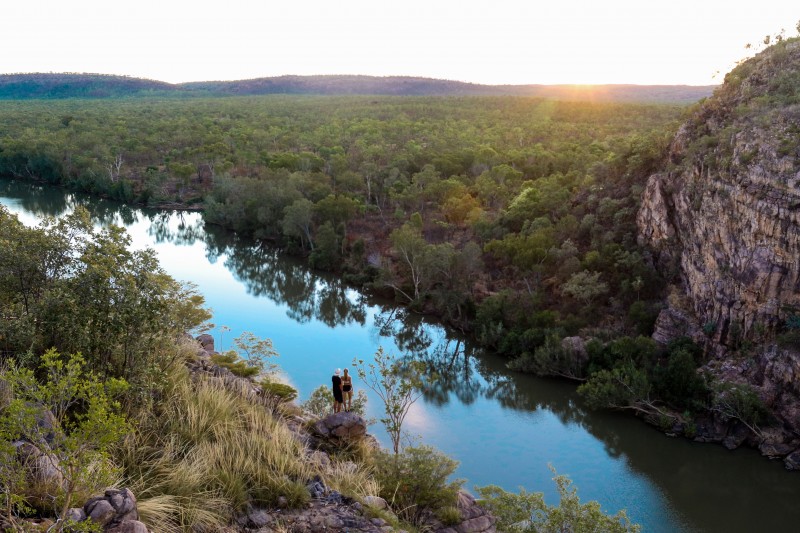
[332, 375, 343, 401]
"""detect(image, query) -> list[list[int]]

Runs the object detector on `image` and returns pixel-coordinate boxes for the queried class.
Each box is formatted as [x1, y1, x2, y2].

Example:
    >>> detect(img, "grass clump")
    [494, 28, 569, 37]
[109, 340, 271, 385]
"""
[115, 341, 317, 531]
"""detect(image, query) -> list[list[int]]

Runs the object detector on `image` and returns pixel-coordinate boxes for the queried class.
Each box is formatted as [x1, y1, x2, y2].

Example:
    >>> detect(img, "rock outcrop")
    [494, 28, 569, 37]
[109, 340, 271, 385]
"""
[639, 41, 800, 349]
[637, 38, 800, 462]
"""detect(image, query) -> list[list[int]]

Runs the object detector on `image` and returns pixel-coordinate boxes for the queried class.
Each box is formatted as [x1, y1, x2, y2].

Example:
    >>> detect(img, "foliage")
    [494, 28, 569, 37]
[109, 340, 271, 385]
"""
[230, 331, 279, 375]
[578, 363, 652, 411]
[0, 96, 679, 350]
[477, 467, 640, 533]
[210, 351, 260, 378]
[259, 381, 298, 403]
[710, 381, 769, 435]
[0, 350, 130, 526]
[508, 334, 586, 380]
[652, 338, 708, 410]
[353, 348, 426, 454]
[371, 445, 462, 525]
[0, 206, 211, 388]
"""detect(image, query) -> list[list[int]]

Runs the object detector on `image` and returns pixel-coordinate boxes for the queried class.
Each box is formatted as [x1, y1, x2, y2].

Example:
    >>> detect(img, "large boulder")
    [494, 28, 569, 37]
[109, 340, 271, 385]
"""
[429, 491, 497, 533]
[312, 412, 368, 446]
[196, 333, 215, 354]
[13, 440, 63, 487]
[79, 488, 149, 532]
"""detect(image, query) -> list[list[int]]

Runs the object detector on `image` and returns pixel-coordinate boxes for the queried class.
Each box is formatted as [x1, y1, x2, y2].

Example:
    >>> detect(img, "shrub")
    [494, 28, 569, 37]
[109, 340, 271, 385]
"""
[436, 505, 462, 525]
[0, 350, 130, 523]
[653, 342, 708, 410]
[711, 381, 769, 434]
[477, 467, 640, 533]
[210, 351, 260, 378]
[371, 445, 462, 524]
[260, 381, 298, 403]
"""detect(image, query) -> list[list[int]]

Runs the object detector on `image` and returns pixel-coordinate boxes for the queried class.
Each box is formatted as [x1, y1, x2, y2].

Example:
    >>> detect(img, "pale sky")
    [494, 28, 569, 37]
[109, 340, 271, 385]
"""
[3, 1, 798, 85]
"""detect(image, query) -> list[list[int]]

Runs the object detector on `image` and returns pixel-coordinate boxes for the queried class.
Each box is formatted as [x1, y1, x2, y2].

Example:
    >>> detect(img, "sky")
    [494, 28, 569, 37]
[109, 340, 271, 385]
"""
[3, 1, 798, 86]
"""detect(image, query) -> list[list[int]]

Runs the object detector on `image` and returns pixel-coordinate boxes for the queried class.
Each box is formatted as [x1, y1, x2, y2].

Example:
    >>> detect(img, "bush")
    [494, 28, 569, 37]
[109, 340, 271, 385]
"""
[711, 381, 769, 433]
[436, 505, 462, 525]
[477, 467, 640, 533]
[0, 350, 130, 523]
[653, 340, 708, 410]
[508, 334, 586, 380]
[371, 445, 462, 524]
[260, 381, 298, 402]
[210, 351, 260, 378]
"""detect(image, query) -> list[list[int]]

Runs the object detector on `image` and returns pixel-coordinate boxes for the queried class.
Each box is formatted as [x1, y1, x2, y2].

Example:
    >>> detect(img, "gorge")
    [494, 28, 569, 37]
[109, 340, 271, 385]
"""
[3, 178, 800, 532]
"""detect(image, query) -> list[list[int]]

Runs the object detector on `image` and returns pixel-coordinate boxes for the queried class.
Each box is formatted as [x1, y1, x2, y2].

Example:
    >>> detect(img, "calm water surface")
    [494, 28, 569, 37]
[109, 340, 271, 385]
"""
[2, 178, 798, 532]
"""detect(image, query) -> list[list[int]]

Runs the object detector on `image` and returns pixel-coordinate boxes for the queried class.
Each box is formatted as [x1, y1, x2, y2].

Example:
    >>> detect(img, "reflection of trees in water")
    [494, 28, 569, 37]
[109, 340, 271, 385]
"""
[145, 211, 205, 246]
[0, 178, 140, 227]
[373, 306, 483, 406]
[372, 303, 592, 422]
[202, 223, 367, 328]
[1, 178, 72, 216]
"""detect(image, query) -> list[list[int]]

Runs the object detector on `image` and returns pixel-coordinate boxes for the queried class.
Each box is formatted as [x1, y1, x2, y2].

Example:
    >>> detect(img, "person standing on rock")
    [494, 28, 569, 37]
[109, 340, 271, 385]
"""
[341, 368, 353, 411]
[332, 368, 343, 413]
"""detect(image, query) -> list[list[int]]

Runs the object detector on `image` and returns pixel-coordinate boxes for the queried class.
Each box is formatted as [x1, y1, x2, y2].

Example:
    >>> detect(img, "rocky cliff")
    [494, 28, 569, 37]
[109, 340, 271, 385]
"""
[638, 39, 800, 463]
[639, 39, 800, 350]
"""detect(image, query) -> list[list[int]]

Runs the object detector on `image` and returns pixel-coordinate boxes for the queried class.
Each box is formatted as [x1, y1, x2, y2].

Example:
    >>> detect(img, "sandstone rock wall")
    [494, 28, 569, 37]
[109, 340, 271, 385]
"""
[638, 41, 800, 349]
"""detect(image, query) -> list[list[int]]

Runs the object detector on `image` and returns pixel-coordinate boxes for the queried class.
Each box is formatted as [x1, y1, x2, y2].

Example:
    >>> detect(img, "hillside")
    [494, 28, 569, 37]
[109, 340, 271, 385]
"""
[638, 38, 800, 463]
[0, 72, 715, 103]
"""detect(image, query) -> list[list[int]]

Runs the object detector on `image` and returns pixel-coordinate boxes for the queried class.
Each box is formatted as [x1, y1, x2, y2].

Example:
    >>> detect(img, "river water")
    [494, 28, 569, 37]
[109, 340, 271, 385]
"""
[2, 178, 798, 532]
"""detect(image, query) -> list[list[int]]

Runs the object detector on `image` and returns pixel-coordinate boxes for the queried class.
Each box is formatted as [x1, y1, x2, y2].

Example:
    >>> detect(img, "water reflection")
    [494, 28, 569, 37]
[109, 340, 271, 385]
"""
[0, 179, 140, 226]
[201, 223, 368, 327]
[146, 211, 204, 247]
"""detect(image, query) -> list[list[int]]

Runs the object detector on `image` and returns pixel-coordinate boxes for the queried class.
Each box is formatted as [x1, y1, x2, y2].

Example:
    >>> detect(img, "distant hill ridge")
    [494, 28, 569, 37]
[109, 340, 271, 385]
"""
[0, 72, 715, 103]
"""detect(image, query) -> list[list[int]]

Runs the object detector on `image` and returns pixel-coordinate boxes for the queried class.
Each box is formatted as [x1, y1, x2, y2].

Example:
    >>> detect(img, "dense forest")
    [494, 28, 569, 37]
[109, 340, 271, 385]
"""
[0, 93, 732, 428]
[0, 73, 714, 102]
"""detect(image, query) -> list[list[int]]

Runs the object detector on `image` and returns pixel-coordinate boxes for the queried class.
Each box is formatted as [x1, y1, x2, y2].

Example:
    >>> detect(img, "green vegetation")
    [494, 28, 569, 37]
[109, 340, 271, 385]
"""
[0, 204, 640, 531]
[371, 445, 462, 526]
[0, 92, 733, 431]
[0, 350, 129, 528]
[0, 97, 680, 346]
[577, 336, 709, 425]
[477, 467, 640, 533]
[354, 348, 427, 454]
[301, 385, 369, 418]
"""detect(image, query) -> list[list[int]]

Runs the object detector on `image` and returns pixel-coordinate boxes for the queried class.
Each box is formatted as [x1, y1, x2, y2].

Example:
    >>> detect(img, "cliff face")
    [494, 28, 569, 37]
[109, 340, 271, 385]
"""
[638, 40, 800, 458]
[639, 40, 800, 350]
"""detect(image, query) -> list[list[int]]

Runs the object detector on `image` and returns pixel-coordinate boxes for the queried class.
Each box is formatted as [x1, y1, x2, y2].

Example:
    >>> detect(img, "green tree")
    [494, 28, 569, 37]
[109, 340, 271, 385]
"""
[353, 348, 426, 454]
[562, 270, 609, 305]
[231, 331, 279, 375]
[477, 467, 640, 533]
[388, 223, 430, 302]
[1, 350, 130, 526]
[282, 198, 316, 251]
[710, 381, 768, 436]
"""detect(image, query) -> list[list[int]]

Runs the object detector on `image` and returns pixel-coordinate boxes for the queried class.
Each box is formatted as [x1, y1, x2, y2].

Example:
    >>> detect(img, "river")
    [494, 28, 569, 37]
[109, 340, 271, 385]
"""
[2, 177, 798, 532]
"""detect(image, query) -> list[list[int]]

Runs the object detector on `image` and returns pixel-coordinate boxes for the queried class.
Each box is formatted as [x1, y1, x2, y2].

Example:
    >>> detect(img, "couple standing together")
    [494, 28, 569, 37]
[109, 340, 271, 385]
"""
[332, 368, 353, 413]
